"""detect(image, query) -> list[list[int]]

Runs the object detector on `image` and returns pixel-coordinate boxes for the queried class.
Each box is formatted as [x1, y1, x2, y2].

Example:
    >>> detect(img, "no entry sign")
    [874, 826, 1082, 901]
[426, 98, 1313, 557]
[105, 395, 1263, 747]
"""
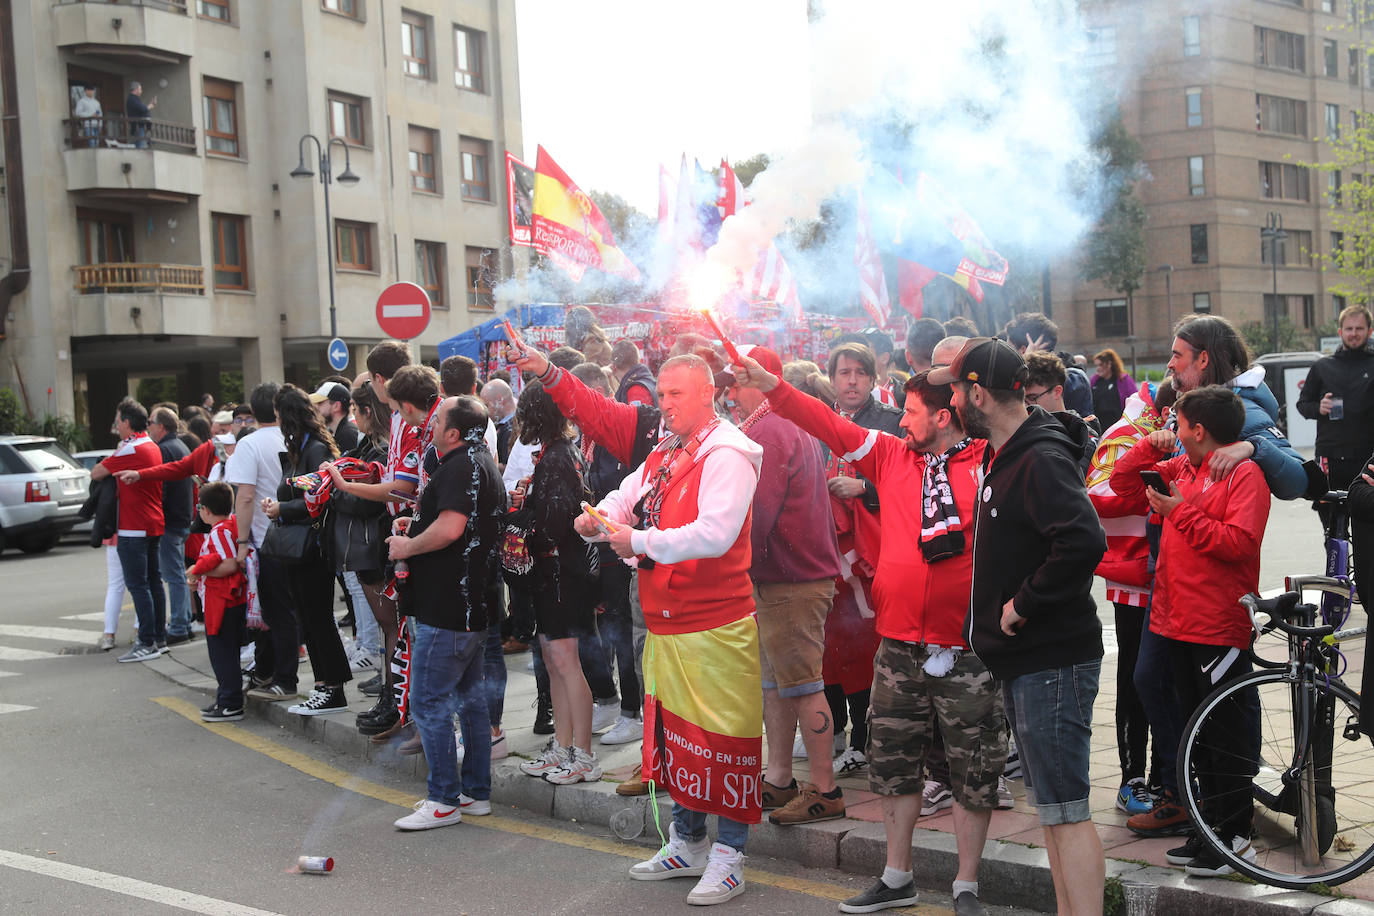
[375, 282, 432, 340]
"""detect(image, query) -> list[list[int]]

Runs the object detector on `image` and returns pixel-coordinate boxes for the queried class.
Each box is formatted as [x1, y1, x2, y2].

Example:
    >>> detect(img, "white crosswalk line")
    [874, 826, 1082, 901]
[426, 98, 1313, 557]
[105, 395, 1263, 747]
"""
[60, 612, 107, 622]
[0, 624, 103, 643]
[0, 646, 61, 661]
[0, 704, 35, 715]
[0, 671, 19, 678]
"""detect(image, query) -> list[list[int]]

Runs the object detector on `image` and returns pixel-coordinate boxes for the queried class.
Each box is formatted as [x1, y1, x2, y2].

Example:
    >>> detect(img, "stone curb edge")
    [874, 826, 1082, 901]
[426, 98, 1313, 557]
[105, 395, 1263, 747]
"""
[145, 659, 1368, 915]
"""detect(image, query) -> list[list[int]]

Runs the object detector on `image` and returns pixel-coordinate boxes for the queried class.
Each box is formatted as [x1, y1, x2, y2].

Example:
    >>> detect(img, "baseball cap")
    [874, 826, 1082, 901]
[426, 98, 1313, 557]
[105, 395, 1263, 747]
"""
[212, 410, 233, 424]
[926, 337, 1028, 391]
[309, 381, 349, 405]
[715, 345, 782, 389]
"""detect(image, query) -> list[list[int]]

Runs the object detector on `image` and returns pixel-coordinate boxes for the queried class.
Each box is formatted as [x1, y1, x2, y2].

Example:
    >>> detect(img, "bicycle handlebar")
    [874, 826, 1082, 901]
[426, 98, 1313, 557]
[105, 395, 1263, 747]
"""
[1242, 592, 1336, 641]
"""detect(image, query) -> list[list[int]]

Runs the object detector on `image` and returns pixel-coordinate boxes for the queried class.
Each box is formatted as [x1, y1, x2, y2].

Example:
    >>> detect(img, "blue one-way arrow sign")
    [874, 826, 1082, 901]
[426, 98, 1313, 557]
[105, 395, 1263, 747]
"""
[327, 337, 349, 372]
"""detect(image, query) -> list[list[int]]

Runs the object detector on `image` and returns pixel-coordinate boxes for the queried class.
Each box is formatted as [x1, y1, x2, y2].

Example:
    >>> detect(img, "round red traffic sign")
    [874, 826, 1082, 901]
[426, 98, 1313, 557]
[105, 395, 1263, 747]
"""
[375, 281, 432, 340]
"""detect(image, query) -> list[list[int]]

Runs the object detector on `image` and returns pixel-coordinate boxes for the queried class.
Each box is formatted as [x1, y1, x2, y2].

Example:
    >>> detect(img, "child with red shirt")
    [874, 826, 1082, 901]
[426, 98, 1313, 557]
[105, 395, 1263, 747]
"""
[1110, 385, 1270, 877]
[187, 482, 248, 722]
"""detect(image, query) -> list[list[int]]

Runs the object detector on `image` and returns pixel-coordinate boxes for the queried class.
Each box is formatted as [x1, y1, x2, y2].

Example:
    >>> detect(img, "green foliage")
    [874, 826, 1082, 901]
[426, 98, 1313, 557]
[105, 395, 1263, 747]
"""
[587, 189, 653, 249]
[0, 387, 23, 435]
[0, 388, 90, 451]
[732, 154, 770, 188]
[135, 376, 178, 408]
[1081, 111, 1147, 306]
[1242, 316, 1309, 356]
[219, 371, 244, 407]
[1103, 876, 1125, 916]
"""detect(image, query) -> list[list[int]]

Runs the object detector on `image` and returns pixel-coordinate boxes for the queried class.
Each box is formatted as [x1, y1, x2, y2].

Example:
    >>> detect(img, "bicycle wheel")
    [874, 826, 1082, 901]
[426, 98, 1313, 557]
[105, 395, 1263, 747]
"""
[1178, 668, 1374, 888]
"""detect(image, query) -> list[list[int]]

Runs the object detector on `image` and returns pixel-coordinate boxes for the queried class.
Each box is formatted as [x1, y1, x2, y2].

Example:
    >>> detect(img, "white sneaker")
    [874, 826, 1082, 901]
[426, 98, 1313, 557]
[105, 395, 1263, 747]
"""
[349, 649, 380, 675]
[239, 644, 256, 666]
[458, 793, 492, 816]
[490, 730, 508, 760]
[592, 700, 619, 732]
[393, 799, 461, 830]
[628, 823, 709, 880]
[519, 740, 566, 777]
[791, 734, 807, 759]
[545, 746, 603, 784]
[686, 843, 746, 905]
[600, 715, 643, 745]
[996, 776, 1015, 809]
[454, 728, 466, 764]
[921, 780, 953, 816]
[833, 747, 868, 775]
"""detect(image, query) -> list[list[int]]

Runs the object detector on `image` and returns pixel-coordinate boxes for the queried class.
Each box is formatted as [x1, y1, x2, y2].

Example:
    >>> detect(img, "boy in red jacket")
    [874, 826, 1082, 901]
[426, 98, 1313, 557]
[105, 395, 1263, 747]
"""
[1110, 385, 1269, 877]
[187, 482, 248, 722]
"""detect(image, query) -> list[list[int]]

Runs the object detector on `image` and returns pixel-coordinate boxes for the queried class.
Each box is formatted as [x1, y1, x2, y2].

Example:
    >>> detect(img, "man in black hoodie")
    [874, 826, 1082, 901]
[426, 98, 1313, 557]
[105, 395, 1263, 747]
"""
[930, 338, 1107, 915]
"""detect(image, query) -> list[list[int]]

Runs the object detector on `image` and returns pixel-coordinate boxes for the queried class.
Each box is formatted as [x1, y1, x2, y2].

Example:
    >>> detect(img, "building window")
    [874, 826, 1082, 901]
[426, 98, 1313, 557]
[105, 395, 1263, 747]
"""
[77, 208, 134, 265]
[1259, 161, 1311, 201]
[197, 0, 230, 21]
[1185, 87, 1202, 127]
[1188, 156, 1205, 196]
[1193, 292, 1211, 313]
[459, 136, 491, 201]
[1325, 39, 1339, 77]
[408, 126, 438, 192]
[211, 214, 248, 289]
[454, 26, 485, 91]
[1190, 224, 1209, 264]
[1094, 298, 1129, 337]
[202, 78, 239, 157]
[465, 246, 494, 309]
[1255, 26, 1306, 73]
[401, 10, 431, 79]
[1085, 27, 1116, 67]
[1332, 231, 1345, 254]
[322, 0, 361, 19]
[1302, 294, 1316, 328]
[1183, 15, 1200, 56]
[328, 92, 366, 145]
[1264, 294, 1287, 321]
[1261, 228, 1314, 266]
[415, 241, 446, 309]
[1335, 294, 1348, 314]
[1330, 170, 1343, 205]
[1328, 103, 1341, 140]
[1351, 46, 1362, 84]
[1324, 0, 1336, 12]
[1256, 93, 1308, 136]
[335, 220, 374, 271]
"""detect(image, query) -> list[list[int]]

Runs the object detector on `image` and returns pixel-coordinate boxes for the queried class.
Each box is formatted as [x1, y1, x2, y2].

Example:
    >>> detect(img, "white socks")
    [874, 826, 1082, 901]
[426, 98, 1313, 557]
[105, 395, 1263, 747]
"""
[882, 867, 913, 889]
[953, 879, 979, 899]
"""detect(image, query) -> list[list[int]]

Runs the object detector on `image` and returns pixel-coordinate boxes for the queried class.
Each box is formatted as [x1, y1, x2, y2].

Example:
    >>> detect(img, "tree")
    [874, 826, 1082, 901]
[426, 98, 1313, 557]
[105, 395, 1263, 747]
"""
[587, 189, 653, 250]
[1080, 111, 1147, 344]
[732, 154, 769, 188]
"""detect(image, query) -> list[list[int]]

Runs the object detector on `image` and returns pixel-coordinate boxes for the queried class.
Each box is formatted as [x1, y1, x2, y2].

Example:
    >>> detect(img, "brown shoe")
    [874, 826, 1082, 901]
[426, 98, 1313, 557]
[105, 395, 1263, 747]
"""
[370, 716, 412, 745]
[768, 783, 845, 825]
[502, 639, 530, 655]
[398, 732, 424, 756]
[760, 777, 799, 810]
[616, 764, 650, 796]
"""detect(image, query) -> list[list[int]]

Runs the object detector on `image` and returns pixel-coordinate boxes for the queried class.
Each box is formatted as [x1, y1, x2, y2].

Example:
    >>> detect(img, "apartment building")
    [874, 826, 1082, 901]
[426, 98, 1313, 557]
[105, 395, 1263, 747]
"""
[0, 0, 521, 442]
[1053, 0, 1369, 360]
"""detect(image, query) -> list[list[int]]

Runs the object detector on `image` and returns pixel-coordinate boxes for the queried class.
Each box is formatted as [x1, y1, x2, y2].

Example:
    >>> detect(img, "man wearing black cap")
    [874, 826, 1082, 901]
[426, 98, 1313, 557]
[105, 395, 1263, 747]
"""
[929, 338, 1107, 915]
[310, 380, 359, 451]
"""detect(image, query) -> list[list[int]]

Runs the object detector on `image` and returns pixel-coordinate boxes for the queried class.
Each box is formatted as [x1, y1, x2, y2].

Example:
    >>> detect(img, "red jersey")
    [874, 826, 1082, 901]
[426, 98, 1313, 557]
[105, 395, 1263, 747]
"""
[102, 433, 165, 536]
[191, 516, 246, 635]
[386, 409, 421, 515]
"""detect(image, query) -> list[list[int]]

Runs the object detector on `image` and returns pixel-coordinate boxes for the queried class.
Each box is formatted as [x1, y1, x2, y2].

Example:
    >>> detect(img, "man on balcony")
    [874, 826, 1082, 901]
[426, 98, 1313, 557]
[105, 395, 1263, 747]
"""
[126, 81, 157, 149]
[74, 85, 101, 148]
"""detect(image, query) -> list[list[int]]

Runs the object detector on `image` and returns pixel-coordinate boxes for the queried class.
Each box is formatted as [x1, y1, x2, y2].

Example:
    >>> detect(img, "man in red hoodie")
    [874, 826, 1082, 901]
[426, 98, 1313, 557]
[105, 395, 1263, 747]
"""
[732, 356, 1004, 916]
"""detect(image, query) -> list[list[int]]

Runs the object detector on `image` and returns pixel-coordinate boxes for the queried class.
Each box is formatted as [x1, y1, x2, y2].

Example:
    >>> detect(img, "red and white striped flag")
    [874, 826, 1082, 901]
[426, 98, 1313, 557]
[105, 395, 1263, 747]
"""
[718, 160, 802, 321]
[854, 191, 890, 326]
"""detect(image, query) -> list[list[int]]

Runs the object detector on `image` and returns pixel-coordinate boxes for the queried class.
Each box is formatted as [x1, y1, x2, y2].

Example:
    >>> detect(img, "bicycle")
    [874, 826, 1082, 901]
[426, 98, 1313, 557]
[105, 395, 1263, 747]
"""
[1177, 493, 1372, 888]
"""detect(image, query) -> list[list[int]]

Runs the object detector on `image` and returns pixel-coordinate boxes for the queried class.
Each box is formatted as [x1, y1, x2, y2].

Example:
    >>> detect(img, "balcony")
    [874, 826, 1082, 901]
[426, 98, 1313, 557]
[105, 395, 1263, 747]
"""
[73, 263, 204, 295]
[53, 0, 194, 65]
[70, 263, 253, 338]
[63, 117, 202, 202]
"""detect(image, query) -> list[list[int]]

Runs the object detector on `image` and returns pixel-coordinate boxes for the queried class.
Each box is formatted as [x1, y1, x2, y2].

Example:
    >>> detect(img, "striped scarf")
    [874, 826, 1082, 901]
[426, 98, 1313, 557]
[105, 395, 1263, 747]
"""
[737, 399, 772, 434]
[919, 438, 973, 563]
[290, 457, 383, 518]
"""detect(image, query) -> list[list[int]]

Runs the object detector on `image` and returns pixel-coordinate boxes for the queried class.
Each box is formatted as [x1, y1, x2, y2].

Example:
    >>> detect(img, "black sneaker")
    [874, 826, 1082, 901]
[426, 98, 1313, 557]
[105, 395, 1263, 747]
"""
[358, 673, 383, 697]
[1166, 833, 1204, 866]
[287, 685, 348, 716]
[533, 696, 554, 735]
[1185, 836, 1256, 878]
[357, 700, 400, 736]
[840, 878, 919, 913]
[245, 674, 272, 691]
[200, 701, 218, 714]
[165, 631, 195, 646]
[201, 705, 245, 722]
[954, 891, 988, 916]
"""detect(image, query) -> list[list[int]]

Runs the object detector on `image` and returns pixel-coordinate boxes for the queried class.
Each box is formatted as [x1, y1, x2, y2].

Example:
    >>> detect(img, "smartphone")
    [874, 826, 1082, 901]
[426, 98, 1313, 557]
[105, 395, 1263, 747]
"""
[1139, 470, 1170, 496]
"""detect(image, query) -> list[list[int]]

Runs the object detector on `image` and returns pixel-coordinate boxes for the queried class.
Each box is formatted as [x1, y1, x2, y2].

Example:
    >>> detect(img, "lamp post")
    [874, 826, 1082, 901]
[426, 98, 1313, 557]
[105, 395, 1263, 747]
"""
[1157, 264, 1174, 335]
[290, 134, 360, 340]
[1261, 211, 1287, 355]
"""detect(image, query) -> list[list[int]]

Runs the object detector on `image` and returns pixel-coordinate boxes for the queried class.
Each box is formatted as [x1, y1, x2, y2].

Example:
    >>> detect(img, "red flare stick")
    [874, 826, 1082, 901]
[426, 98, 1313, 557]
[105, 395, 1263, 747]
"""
[700, 309, 742, 364]
[502, 319, 525, 351]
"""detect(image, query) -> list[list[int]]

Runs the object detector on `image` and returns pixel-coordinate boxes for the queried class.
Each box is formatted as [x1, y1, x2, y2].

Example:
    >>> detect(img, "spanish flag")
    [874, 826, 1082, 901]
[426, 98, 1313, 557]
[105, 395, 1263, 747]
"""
[531, 146, 641, 283]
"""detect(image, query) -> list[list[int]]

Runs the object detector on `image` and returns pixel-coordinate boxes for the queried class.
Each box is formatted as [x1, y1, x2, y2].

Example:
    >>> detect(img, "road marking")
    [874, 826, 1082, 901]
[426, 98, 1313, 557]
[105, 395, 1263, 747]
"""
[0, 647, 60, 661]
[152, 696, 949, 914]
[0, 670, 20, 678]
[0, 703, 35, 714]
[0, 624, 102, 643]
[0, 849, 283, 915]
[63, 601, 133, 621]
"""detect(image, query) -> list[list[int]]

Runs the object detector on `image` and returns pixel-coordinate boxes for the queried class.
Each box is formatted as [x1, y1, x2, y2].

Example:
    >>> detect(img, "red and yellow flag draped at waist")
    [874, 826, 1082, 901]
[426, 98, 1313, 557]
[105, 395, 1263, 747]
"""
[636, 437, 763, 824]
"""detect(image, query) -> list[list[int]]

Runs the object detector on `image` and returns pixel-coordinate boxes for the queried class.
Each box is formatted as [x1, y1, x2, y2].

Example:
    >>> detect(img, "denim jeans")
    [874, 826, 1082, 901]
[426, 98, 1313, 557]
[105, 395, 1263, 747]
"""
[344, 571, 382, 656]
[1004, 659, 1100, 826]
[411, 622, 490, 806]
[673, 803, 748, 852]
[160, 527, 192, 637]
[116, 534, 165, 647]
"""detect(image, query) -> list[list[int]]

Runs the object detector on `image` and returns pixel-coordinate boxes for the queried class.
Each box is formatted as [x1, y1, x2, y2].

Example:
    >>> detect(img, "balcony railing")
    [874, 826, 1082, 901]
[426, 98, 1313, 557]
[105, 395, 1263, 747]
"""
[63, 114, 197, 152]
[73, 263, 204, 295]
[55, 0, 188, 12]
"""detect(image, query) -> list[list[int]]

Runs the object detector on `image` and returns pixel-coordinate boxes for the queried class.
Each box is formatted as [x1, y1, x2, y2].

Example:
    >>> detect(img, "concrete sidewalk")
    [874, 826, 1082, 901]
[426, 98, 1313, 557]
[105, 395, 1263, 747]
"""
[143, 622, 1373, 916]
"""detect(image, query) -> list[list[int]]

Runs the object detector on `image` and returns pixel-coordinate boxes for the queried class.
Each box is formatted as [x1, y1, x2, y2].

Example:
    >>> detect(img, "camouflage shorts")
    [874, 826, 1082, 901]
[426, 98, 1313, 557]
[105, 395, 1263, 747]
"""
[867, 638, 1009, 809]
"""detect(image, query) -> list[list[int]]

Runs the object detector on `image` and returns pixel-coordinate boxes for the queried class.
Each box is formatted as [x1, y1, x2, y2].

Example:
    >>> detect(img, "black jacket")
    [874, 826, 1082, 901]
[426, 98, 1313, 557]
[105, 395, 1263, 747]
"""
[332, 417, 360, 453]
[157, 434, 194, 530]
[833, 396, 902, 513]
[1296, 346, 1374, 456]
[275, 435, 335, 522]
[80, 476, 118, 547]
[615, 363, 658, 408]
[326, 437, 388, 573]
[965, 407, 1106, 681]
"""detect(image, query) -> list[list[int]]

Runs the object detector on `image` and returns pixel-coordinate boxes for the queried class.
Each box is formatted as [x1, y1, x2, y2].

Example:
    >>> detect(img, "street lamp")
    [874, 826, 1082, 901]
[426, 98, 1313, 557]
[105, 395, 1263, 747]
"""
[1261, 211, 1287, 355]
[290, 134, 360, 340]
[1157, 264, 1174, 335]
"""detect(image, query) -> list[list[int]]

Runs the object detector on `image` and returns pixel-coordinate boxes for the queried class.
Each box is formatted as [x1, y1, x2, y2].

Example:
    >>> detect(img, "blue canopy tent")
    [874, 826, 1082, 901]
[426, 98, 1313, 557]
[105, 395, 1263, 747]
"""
[436, 304, 566, 362]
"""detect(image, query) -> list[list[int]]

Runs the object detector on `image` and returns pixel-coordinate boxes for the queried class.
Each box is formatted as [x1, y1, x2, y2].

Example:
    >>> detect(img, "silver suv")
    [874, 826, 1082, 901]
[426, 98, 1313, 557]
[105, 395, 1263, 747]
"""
[0, 436, 91, 554]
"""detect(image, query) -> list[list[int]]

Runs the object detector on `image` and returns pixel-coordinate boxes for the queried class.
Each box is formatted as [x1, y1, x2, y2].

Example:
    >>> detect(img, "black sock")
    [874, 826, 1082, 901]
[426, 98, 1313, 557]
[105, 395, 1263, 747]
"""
[821, 786, 843, 799]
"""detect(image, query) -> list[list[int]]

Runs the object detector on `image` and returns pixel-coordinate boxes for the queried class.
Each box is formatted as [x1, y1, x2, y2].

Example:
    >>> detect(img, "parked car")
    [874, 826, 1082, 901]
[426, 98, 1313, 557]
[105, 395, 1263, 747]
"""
[69, 449, 114, 540]
[0, 436, 91, 554]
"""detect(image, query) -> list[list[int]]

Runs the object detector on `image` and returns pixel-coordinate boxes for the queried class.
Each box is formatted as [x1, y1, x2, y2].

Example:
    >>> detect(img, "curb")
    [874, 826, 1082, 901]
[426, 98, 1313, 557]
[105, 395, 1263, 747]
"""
[145, 657, 1370, 915]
